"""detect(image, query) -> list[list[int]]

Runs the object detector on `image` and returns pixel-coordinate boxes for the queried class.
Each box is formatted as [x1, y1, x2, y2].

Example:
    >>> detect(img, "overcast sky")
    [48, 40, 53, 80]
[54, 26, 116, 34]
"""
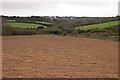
[1, 0, 120, 17]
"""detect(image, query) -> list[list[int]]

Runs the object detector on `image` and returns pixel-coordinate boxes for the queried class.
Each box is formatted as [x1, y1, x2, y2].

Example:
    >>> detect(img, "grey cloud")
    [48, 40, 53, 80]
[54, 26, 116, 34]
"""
[118, 1, 120, 16]
[2, 2, 59, 16]
[2, 2, 57, 10]
[64, 1, 111, 7]
[1, 1, 118, 17]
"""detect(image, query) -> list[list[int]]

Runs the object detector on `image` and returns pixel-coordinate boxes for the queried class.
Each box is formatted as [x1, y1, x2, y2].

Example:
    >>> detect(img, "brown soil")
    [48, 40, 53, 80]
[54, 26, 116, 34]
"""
[2, 35, 118, 78]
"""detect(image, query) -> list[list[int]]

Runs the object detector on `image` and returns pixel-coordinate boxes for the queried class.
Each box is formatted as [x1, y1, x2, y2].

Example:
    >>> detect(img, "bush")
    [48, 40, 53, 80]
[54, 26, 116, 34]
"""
[37, 29, 64, 35]
[13, 29, 37, 35]
[2, 24, 37, 36]
[37, 25, 46, 29]
[2, 24, 17, 35]
[77, 29, 86, 34]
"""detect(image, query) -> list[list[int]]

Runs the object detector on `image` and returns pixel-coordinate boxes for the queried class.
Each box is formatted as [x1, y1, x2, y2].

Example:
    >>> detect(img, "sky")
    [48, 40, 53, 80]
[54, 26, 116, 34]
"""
[118, 1, 120, 16]
[1, 0, 120, 17]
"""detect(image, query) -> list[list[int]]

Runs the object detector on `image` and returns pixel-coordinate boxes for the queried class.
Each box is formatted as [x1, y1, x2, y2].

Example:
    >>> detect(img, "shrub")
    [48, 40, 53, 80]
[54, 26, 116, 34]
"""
[37, 29, 64, 35]
[2, 24, 37, 35]
[2, 24, 17, 35]
[77, 29, 86, 34]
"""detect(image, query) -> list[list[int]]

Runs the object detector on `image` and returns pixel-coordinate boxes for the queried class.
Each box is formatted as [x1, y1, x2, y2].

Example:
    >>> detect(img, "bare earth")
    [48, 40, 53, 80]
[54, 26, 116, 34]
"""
[2, 35, 118, 78]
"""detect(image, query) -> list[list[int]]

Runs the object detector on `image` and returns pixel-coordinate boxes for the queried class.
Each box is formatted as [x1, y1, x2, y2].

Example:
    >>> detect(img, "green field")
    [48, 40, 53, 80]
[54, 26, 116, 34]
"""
[76, 21, 120, 30]
[7, 22, 47, 29]
[6, 20, 16, 23]
[35, 21, 52, 25]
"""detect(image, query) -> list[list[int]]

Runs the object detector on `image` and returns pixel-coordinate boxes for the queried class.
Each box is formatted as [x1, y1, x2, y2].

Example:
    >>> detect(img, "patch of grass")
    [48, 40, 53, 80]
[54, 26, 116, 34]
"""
[76, 21, 120, 30]
[39, 22, 52, 25]
[7, 22, 46, 29]
[6, 20, 16, 23]
[35, 21, 52, 26]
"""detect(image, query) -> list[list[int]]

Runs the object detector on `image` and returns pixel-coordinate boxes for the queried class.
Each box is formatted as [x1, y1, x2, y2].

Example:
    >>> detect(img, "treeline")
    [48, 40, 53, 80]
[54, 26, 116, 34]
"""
[2, 15, 119, 25]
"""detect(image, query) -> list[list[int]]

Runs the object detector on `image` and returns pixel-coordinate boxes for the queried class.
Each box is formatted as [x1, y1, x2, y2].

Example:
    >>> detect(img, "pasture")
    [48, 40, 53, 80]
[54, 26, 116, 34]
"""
[7, 22, 47, 29]
[76, 21, 120, 30]
[35, 21, 52, 25]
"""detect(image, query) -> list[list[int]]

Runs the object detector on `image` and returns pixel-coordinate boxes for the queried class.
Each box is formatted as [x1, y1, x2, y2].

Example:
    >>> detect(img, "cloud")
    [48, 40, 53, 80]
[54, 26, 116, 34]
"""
[118, 1, 120, 15]
[1, 0, 119, 17]
[2, 2, 59, 16]
[2, 2, 56, 10]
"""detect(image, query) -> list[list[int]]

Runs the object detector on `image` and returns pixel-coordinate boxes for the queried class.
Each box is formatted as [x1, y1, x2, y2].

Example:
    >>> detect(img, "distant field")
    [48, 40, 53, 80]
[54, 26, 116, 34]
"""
[7, 22, 46, 29]
[35, 21, 52, 25]
[76, 21, 120, 30]
[6, 20, 16, 23]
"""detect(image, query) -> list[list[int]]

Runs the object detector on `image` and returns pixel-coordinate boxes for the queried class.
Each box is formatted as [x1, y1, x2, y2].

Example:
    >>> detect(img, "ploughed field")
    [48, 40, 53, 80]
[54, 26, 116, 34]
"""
[2, 35, 118, 78]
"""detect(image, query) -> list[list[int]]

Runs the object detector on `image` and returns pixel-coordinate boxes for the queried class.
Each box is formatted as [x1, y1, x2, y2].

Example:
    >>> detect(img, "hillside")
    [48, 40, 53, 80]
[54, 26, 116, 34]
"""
[2, 15, 120, 41]
[76, 21, 120, 30]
